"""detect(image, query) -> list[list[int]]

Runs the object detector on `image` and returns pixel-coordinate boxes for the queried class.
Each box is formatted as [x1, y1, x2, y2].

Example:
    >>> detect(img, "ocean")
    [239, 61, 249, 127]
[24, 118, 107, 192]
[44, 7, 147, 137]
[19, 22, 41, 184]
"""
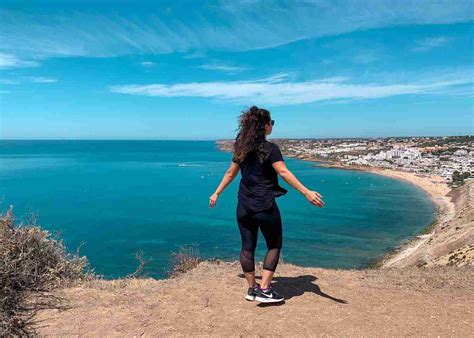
[0, 140, 435, 278]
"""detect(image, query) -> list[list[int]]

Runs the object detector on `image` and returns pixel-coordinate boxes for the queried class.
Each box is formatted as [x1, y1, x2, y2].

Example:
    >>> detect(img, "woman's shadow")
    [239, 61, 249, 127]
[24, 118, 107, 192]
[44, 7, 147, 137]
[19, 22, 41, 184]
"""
[238, 273, 348, 307]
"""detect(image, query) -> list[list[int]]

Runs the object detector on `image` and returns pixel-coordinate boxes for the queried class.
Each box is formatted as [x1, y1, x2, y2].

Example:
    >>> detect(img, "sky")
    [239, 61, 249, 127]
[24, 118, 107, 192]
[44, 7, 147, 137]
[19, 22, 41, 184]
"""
[0, 0, 473, 140]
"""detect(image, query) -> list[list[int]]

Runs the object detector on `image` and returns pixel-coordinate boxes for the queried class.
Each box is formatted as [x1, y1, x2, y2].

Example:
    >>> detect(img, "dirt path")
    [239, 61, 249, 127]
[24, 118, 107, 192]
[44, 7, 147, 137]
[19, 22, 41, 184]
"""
[36, 261, 473, 336]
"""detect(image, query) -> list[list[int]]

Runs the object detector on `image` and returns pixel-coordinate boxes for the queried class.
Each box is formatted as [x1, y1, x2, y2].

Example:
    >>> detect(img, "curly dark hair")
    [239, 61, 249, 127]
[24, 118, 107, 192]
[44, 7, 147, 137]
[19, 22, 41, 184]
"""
[233, 105, 272, 164]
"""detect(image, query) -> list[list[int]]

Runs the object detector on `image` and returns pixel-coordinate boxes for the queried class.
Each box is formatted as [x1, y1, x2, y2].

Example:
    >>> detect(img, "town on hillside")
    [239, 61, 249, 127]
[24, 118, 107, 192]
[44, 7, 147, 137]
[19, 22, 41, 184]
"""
[217, 136, 473, 183]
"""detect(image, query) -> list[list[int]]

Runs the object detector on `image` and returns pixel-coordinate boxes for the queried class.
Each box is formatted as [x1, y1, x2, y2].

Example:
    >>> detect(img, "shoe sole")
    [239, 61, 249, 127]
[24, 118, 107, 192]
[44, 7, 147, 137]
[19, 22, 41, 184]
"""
[255, 296, 284, 303]
[245, 295, 256, 301]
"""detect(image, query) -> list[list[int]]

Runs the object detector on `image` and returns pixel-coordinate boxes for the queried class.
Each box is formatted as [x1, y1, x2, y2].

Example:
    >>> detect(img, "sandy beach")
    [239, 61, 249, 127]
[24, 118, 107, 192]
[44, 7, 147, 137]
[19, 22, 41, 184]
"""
[314, 160, 456, 224]
[285, 153, 472, 268]
[278, 153, 455, 221]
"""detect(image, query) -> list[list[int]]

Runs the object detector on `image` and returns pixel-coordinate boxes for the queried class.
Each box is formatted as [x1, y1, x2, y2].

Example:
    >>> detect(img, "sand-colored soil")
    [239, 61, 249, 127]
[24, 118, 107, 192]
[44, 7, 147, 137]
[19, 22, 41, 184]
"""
[36, 261, 473, 336]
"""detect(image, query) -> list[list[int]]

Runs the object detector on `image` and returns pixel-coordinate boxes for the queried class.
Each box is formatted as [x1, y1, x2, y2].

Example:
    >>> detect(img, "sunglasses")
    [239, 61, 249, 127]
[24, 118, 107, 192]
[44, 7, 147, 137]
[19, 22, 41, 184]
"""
[271, 120, 275, 126]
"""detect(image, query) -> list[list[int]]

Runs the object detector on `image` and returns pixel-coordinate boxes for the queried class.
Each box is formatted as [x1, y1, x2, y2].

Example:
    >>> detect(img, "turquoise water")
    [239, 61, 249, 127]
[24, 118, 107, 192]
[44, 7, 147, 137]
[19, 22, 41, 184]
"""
[0, 140, 435, 278]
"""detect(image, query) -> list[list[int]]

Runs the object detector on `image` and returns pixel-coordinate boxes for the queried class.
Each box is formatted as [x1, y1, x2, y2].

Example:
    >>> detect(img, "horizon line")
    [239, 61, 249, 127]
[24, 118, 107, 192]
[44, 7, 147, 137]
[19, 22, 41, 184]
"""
[0, 134, 472, 142]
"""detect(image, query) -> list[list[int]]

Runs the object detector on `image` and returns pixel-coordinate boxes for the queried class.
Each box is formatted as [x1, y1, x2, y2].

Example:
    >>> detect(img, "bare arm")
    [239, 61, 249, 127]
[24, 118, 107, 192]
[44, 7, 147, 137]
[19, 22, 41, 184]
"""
[209, 162, 240, 208]
[272, 161, 324, 207]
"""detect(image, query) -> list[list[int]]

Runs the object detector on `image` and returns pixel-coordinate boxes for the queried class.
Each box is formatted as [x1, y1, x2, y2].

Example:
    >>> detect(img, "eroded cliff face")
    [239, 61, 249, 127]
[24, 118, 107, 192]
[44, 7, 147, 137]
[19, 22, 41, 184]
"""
[384, 180, 473, 268]
[215, 139, 234, 152]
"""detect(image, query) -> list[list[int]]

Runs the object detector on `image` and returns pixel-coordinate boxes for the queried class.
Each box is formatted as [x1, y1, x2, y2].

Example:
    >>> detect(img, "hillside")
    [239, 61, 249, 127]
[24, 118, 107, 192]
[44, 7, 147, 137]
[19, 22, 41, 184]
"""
[382, 179, 473, 268]
[36, 261, 473, 336]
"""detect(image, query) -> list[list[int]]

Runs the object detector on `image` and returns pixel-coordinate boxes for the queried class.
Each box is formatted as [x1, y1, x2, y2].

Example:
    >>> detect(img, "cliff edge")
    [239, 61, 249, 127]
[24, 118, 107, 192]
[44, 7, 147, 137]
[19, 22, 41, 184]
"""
[382, 179, 473, 268]
[36, 261, 473, 336]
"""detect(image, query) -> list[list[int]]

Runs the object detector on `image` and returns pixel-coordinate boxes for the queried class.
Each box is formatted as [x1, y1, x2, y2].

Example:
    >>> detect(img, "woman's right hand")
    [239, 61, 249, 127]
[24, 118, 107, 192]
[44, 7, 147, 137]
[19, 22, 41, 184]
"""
[304, 190, 324, 207]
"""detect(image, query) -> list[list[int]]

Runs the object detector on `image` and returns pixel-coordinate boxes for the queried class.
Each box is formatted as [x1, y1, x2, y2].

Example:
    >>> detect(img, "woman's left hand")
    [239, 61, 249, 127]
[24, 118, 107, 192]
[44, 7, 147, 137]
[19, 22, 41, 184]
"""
[209, 192, 219, 208]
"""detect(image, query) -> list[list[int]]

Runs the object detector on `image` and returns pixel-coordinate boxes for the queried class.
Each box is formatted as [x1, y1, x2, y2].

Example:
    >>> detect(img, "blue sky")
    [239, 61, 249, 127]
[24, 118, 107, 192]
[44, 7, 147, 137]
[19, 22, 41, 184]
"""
[0, 0, 473, 139]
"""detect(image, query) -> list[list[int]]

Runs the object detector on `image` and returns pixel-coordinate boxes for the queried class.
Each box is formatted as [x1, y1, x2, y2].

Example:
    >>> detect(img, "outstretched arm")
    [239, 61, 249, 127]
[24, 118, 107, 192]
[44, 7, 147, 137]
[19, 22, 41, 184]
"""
[209, 162, 240, 208]
[272, 161, 324, 207]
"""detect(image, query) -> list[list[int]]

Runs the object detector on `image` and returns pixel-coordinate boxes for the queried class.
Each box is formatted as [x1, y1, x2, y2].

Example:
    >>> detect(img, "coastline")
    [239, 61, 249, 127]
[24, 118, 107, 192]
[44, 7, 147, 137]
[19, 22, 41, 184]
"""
[290, 154, 455, 224]
[216, 142, 469, 268]
[14, 142, 472, 336]
[283, 153, 471, 268]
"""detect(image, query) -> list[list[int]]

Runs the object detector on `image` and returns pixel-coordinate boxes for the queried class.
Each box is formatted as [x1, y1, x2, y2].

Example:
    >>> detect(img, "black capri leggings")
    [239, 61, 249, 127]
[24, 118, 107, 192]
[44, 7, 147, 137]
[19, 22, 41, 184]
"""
[236, 200, 282, 273]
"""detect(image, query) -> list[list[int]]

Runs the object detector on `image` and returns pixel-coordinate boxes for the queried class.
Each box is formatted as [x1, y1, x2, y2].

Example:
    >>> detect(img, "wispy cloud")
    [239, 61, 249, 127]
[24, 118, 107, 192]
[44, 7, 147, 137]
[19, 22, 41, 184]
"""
[351, 51, 379, 64]
[0, 76, 57, 85]
[109, 71, 473, 106]
[413, 36, 450, 52]
[182, 51, 206, 59]
[198, 63, 248, 73]
[0, 53, 39, 69]
[140, 61, 155, 67]
[1, 1, 472, 58]
[256, 73, 289, 82]
[0, 78, 18, 84]
[27, 76, 57, 83]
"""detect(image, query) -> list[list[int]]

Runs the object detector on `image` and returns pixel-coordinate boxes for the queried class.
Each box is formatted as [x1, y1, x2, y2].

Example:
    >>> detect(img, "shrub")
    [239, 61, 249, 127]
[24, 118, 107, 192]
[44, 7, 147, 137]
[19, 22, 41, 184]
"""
[169, 243, 203, 278]
[0, 206, 92, 336]
[124, 251, 152, 279]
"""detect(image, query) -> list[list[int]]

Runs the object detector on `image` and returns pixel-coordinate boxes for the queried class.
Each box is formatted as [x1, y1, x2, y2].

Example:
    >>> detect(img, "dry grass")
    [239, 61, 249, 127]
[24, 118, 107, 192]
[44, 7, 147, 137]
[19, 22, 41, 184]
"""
[0, 205, 209, 334]
[0, 206, 92, 336]
[169, 243, 204, 278]
[124, 251, 152, 279]
[34, 261, 474, 336]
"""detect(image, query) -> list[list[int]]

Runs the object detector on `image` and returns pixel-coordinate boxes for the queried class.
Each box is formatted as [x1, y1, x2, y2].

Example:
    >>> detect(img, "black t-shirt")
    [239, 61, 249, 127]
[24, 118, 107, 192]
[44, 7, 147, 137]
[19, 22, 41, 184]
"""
[232, 140, 288, 213]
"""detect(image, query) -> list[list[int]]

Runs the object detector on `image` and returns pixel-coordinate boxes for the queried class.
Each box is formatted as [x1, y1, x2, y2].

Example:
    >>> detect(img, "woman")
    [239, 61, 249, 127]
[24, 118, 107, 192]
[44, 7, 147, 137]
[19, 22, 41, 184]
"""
[209, 106, 324, 303]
